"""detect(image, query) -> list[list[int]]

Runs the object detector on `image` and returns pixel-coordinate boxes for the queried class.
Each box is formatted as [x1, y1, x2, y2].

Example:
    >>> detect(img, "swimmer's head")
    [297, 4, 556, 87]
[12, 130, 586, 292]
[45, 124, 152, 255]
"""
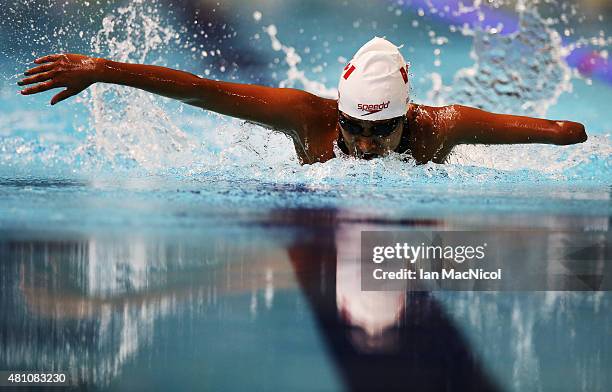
[337, 37, 410, 158]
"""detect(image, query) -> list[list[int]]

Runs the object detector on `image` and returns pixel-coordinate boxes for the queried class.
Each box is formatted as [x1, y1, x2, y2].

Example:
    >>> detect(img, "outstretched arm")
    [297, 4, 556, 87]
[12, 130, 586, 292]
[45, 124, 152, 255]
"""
[18, 53, 323, 133]
[449, 105, 587, 146]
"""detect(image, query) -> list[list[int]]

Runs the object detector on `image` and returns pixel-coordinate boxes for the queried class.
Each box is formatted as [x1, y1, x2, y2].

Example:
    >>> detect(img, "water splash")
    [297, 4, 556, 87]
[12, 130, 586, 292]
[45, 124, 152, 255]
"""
[263, 24, 336, 98]
[84, 0, 197, 171]
[427, 3, 572, 117]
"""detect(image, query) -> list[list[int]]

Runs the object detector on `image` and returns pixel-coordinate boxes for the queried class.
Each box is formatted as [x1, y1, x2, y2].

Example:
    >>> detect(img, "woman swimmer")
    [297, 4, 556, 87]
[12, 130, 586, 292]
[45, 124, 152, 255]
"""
[18, 37, 587, 164]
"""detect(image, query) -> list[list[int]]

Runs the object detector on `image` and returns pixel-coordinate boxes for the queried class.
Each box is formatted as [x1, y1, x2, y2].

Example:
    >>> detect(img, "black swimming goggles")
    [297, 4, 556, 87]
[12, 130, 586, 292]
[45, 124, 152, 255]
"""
[338, 112, 404, 138]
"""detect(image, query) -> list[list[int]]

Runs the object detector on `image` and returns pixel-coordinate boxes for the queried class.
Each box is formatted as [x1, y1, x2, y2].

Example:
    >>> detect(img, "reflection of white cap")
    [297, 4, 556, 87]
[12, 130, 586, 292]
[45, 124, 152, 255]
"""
[338, 37, 410, 121]
[335, 223, 406, 338]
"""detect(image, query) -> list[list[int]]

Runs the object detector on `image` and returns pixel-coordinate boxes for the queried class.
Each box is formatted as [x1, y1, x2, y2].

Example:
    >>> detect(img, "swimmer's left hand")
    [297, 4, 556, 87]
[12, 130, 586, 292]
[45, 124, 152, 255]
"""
[556, 121, 588, 145]
[18, 54, 102, 105]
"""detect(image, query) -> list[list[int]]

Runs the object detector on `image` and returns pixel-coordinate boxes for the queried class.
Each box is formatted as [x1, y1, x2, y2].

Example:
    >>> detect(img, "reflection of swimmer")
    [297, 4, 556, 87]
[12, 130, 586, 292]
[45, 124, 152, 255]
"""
[8, 212, 498, 390]
[19, 37, 587, 164]
[282, 209, 499, 391]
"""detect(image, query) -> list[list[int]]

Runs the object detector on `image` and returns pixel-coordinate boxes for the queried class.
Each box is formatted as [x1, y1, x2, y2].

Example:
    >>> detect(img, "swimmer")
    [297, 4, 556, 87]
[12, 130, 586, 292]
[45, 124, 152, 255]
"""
[18, 37, 587, 164]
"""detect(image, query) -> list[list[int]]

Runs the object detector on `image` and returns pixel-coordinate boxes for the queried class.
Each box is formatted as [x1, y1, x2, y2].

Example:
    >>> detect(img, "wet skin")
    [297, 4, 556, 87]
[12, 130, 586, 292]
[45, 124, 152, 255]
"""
[19, 54, 588, 165]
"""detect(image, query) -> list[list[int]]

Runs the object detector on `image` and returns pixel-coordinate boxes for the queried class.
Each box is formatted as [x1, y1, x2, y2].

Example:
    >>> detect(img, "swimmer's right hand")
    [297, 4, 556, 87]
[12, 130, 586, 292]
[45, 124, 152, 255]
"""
[18, 54, 102, 105]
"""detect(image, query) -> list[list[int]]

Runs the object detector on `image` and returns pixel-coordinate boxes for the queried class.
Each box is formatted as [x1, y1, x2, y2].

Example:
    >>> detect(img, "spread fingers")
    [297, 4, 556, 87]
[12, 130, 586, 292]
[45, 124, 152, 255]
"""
[24, 62, 54, 76]
[20, 80, 56, 95]
[34, 54, 61, 64]
[18, 71, 54, 86]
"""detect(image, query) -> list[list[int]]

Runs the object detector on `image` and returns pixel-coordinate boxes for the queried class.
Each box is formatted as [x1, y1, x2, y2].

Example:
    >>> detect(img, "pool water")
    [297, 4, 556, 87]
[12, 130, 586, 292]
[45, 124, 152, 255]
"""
[0, 0, 611, 391]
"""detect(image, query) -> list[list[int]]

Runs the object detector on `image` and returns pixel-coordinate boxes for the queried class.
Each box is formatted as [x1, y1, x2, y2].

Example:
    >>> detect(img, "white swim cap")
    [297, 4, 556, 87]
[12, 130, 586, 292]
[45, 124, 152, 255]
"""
[338, 37, 410, 121]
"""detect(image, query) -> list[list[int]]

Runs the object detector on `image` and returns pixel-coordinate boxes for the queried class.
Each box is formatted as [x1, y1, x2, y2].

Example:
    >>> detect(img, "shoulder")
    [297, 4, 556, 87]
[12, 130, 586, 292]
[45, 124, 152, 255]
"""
[408, 103, 460, 142]
[300, 94, 337, 123]
[296, 94, 338, 136]
[287, 94, 338, 164]
[406, 103, 459, 162]
[409, 104, 460, 126]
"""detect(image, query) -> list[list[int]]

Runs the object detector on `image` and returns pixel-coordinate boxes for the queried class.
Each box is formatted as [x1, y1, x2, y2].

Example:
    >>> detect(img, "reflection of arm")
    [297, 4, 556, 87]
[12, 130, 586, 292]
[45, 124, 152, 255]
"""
[20, 251, 296, 320]
[450, 105, 587, 145]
